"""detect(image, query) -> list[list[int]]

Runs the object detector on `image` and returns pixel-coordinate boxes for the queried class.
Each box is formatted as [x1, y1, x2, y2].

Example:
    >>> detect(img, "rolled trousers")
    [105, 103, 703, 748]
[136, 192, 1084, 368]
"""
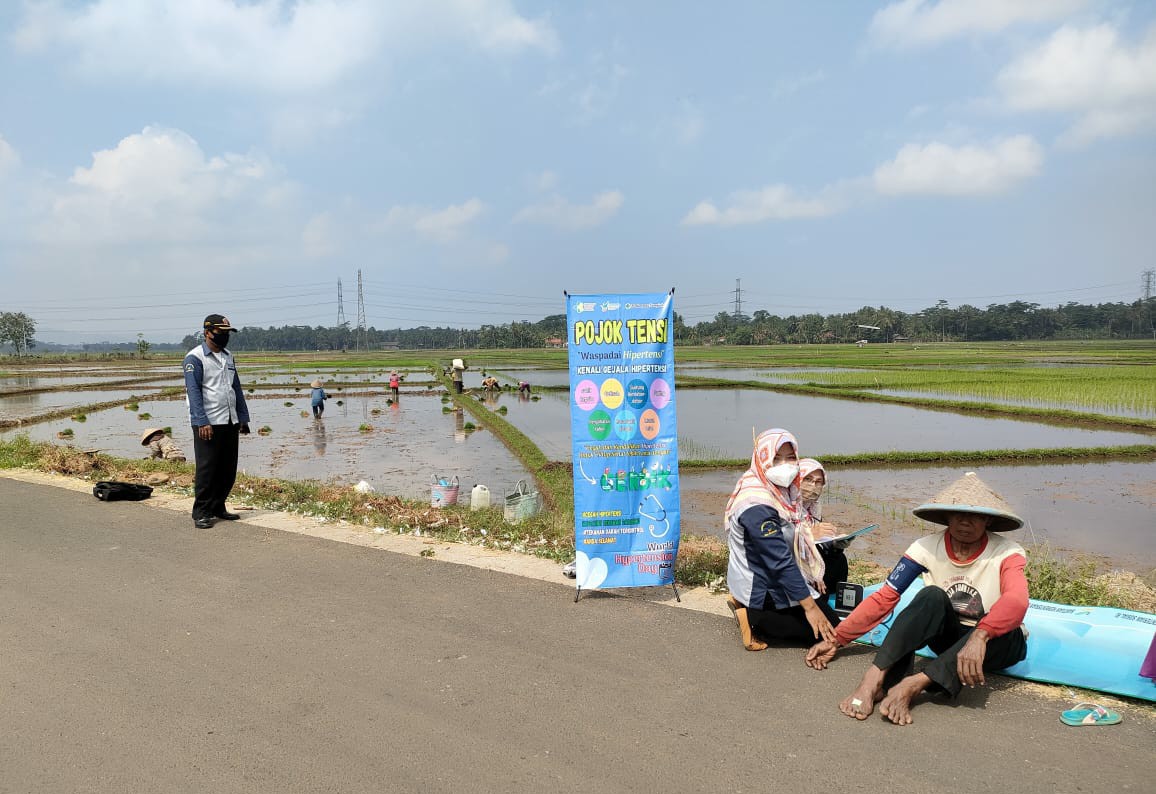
[873, 586, 1028, 697]
[192, 423, 240, 521]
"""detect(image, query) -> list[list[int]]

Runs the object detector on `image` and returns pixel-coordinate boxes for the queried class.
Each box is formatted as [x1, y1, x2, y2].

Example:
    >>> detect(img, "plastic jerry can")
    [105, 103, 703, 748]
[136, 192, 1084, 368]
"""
[470, 484, 491, 510]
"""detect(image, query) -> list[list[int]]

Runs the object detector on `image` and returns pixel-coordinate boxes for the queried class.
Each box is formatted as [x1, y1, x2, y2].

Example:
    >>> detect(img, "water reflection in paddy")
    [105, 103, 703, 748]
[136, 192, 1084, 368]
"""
[494, 387, 1153, 461]
[678, 461, 1156, 572]
[0, 388, 169, 421]
[1, 394, 529, 499]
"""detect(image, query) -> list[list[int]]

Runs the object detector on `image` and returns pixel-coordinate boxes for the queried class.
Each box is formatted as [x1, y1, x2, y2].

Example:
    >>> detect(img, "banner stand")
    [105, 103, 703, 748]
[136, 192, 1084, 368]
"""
[565, 289, 682, 604]
[574, 581, 681, 604]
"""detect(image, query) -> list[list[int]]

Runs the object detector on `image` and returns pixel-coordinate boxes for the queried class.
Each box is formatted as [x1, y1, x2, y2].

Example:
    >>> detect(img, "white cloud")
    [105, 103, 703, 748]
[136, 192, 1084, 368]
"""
[681, 185, 837, 227]
[869, 0, 1088, 48]
[40, 126, 296, 244]
[0, 134, 19, 175]
[513, 190, 623, 230]
[772, 69, 825, 98]
[302, 212, 340, 258]
[873, 135, 1044, 196]
[530, 170, 558, 192]
[13, 0, 556, 93]
[997, 24, 1156, 145]
[384, 198, 485, 242]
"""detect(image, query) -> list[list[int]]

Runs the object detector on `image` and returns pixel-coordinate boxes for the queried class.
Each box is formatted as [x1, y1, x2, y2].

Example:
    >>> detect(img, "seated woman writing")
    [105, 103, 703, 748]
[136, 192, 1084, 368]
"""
[798, 458, 849, 596]
[725, 429, 839, 651]
[805, 472, 1029, 725]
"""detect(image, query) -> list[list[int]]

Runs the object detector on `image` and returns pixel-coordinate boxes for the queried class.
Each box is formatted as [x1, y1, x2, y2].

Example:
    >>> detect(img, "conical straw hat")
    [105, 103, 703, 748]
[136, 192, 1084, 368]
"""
[140, 428, 165, 446]
[912, 471, 1023, 532]
[311, 379, 322, 388]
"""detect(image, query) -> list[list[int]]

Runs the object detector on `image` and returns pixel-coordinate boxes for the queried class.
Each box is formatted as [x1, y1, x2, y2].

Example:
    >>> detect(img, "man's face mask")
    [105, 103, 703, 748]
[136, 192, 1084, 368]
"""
[208, 329, 232, 347]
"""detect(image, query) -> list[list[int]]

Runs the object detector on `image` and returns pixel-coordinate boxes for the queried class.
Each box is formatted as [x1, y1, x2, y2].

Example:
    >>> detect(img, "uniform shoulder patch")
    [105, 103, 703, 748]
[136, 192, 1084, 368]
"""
[759, 520, 779, 537]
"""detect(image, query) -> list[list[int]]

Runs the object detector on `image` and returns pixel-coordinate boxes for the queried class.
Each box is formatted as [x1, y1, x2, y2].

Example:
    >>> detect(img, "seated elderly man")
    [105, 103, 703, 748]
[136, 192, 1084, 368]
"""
[805, 472, 1029, 726]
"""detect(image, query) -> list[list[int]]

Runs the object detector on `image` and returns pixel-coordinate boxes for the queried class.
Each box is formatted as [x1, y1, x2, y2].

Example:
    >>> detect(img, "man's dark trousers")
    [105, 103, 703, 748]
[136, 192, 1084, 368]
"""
[192, 423, 240, 521]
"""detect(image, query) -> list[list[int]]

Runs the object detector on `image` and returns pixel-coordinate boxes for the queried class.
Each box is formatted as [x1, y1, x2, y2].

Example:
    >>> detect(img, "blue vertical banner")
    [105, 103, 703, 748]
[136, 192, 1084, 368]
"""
[566, 292, 680, 591]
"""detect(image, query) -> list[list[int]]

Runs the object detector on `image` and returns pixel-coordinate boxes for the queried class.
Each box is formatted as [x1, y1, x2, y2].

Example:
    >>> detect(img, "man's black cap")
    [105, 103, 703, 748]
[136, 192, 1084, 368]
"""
[203, 314, 236, 332]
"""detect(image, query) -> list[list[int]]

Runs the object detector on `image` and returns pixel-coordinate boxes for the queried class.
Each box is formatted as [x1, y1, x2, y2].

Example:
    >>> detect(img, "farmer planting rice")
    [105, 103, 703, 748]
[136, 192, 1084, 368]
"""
[805, 472, 1029, 725]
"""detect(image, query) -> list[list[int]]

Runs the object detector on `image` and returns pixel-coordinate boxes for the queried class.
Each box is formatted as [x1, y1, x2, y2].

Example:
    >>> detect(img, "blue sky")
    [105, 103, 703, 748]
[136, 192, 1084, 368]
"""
[1, 0, 1154, 343]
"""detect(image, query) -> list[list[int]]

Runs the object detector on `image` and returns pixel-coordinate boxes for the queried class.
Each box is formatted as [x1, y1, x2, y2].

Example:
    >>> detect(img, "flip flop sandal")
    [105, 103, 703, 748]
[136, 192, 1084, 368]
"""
[1060, 703, 1122, 726]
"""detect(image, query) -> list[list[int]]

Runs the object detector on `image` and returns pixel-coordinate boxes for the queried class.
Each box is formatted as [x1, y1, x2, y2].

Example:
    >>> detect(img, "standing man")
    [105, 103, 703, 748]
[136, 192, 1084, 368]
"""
[184, 314, 251, 529]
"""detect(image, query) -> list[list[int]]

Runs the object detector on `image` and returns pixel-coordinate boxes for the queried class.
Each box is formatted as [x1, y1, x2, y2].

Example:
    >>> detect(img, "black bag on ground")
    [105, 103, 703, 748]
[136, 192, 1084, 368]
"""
[92, 481, 153, 502]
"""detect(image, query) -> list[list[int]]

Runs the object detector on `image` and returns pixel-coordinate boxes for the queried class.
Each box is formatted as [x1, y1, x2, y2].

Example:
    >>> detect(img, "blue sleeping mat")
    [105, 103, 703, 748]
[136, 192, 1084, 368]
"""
[847, 580, 1156, 702]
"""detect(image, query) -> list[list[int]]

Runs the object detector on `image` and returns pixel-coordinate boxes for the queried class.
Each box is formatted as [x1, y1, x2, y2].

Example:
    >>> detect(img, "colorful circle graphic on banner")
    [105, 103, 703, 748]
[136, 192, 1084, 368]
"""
[640, 408, 660, 440]
[649, 379, 671, 410]
[600, 378, 624, 409]
[574, 379, 599, 411]
[614, 409, 637, 441]
[588, 409, 612, 440]
[625, 379, 648, 410]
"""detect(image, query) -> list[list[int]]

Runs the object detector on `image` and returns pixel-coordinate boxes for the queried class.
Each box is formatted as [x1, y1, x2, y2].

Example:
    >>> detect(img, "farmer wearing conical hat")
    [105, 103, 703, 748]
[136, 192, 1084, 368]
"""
[310, 379, 328, 419]
[140, 427, 186, 462]
[805, 472, 1029, 726]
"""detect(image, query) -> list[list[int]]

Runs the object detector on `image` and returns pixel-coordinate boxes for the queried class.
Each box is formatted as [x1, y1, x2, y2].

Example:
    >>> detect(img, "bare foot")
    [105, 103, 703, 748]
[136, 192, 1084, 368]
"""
[879, 673, 931, 725]
[839, 665, 885, 720]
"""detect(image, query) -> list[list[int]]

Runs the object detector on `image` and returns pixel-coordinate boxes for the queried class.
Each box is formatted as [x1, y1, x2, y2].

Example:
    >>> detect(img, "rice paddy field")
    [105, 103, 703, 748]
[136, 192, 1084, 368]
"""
[2, 340, 1154, 577]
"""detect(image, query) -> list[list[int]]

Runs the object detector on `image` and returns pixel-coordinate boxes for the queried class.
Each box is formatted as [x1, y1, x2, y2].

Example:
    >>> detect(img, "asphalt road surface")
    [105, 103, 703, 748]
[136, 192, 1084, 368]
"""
[2, 478, 1153, 793]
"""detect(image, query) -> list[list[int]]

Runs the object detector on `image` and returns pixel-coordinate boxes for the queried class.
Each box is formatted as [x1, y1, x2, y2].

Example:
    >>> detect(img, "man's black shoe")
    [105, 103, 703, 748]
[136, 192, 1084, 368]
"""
[214, 510, 241, 520]
[194, 517, 214, 529]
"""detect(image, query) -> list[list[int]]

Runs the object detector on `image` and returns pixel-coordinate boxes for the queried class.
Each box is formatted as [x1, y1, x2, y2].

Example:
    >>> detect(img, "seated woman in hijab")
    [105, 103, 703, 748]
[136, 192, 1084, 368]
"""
[725, 429, 839, 652]
[805, 472, 1029, 726]
[798, 458, 849, 595]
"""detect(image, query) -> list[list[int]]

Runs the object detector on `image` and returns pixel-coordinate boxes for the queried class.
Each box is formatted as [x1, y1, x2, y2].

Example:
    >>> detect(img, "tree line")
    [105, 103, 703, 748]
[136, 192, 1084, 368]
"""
[4, 298, 1152, 354]
[171, 298, 1153, 351]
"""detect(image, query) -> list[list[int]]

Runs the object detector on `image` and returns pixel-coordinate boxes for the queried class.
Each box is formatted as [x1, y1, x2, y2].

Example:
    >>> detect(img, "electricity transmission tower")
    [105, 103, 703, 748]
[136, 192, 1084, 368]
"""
[1143, 269, 1154, 302]
[356, 269, 367, 350]
[337, 279, 347, 328]
[732, 278, 743, 321]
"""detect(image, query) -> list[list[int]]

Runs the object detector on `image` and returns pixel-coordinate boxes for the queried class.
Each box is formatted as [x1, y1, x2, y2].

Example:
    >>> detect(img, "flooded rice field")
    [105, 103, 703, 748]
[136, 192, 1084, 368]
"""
[677, 461, 1156, 573]
[0, 392, 529, 499]
[4, 360, 1151, 571]
[0, 388, 170, 422]
[868, 388, 1153, 419]
[495, 387, 1153, 461]
[0, 373, 171, 392]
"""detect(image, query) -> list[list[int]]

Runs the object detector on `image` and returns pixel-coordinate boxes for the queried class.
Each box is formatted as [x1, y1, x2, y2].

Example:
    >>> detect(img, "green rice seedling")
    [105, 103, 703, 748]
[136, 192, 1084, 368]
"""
[58, 428, 74, 438]
[463, 422, 476, 432]
[258, 426, 272, 436]
[359, 423, 373, 433]
[124, 402, 139, 411]
[336, 400, 344, 406]
[300, 410, 309, 417]
[371, 407, 382, 415]
[162, 427, 172, 435]
[283, 402, 294, 407]
[71, 413, 87, 422]
[497, 405, 508, 414]
[442, 406, 452, 414]
[138, 413, 151, 420]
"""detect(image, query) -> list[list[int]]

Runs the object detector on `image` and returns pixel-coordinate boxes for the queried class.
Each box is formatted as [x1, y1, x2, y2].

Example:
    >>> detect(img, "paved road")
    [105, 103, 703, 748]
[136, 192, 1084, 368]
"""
[2, 478, 1153, 793]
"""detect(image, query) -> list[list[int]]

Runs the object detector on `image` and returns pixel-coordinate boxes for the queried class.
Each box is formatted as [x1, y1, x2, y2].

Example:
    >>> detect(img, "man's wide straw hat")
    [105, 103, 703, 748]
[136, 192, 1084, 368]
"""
[140, 428, 165, 446]
[311, 379, 322, 388]
[912, 471, 1024, 532]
